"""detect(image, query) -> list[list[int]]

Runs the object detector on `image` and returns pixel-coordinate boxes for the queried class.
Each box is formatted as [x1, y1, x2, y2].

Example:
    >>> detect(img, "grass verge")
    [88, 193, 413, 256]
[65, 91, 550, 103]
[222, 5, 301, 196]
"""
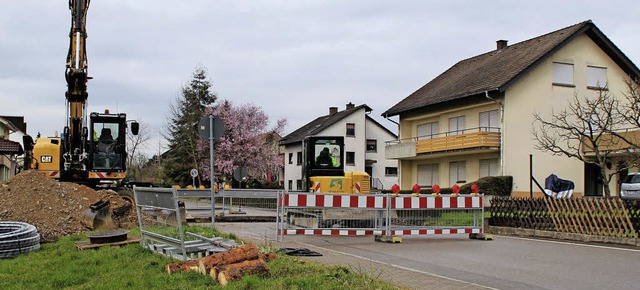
[0, 226, 399, 289]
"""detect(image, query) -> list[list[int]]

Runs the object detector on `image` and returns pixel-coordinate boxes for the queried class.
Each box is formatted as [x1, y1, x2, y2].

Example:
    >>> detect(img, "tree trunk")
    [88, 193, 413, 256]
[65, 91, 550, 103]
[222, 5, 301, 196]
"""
[197, 244, 260, 275]
[166, 259, 200, 274]
[210, 259, 266, 280]
[217, 259, 269, 286]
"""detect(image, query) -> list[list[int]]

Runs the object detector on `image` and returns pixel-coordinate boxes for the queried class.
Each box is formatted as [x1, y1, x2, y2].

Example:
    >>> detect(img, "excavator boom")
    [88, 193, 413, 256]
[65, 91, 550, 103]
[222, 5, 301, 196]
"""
[63, 0, 91, 180]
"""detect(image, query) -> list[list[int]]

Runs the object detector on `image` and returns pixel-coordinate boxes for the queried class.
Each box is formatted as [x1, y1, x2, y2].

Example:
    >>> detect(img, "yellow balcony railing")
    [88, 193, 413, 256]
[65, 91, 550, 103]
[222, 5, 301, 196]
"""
[416, 130, 500, 154]
[385, 127, 500, 159]
[581, 129, 640, 154]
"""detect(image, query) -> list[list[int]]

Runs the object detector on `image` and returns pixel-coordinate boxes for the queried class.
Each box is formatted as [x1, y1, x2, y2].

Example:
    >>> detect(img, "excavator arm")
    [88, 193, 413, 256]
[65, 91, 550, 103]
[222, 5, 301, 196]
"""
[63, 0, 90, 179]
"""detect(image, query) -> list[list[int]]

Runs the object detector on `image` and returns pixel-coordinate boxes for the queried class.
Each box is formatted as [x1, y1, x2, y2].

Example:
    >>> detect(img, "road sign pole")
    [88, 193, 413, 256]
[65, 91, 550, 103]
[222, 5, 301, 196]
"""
[209, 115, 215, 227]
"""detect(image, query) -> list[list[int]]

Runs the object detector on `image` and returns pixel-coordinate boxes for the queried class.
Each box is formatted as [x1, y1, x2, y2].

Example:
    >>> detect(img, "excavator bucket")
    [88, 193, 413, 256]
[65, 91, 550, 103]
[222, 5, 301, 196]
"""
[83, 199, 116, 230]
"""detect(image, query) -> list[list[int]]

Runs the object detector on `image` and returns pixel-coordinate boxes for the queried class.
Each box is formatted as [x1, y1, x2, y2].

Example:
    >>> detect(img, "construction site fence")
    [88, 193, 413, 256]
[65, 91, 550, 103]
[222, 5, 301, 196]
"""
[489, 196, 640, 239]
[133, 187, 237, 260]
[176, 188, 279, 215]
[276, 192, 484, 240]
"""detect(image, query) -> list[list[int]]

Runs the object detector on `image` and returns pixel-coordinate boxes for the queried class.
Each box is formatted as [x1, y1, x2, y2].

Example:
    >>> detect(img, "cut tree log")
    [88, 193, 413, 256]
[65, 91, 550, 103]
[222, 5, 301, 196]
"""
[217, 259, 269, 286]
[209, 258, 266, 280]
[166, 259, 200, 274]
[198, 244, 260, 275]
[260, 252, 278, 262]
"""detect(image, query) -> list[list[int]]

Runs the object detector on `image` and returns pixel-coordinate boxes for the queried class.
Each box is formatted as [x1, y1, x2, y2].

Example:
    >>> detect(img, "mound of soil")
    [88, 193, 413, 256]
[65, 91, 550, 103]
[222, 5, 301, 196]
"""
[0, 170, 136, 242]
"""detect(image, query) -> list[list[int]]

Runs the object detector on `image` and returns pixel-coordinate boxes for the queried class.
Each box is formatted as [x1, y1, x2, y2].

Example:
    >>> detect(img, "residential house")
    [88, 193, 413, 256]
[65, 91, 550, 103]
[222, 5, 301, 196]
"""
[0, 116, 25, 181]
[280, 102, 398, 191]
[383, 20, 640, 197]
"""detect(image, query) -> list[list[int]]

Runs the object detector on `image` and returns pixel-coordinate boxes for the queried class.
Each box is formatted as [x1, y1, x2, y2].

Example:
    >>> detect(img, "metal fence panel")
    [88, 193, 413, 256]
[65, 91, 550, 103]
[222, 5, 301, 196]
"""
[277, 192, 484, 240]
[133, 187, 237, 260]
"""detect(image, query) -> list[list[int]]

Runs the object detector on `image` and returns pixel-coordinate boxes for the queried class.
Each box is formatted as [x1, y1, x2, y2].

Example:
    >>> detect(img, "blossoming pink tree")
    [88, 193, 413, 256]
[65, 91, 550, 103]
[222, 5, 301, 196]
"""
[197, 100, 287, 186]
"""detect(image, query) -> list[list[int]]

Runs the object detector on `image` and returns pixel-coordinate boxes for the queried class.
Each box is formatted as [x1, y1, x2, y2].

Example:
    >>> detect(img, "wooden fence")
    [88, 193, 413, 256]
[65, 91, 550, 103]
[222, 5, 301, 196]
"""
[490, 197, 640, 239]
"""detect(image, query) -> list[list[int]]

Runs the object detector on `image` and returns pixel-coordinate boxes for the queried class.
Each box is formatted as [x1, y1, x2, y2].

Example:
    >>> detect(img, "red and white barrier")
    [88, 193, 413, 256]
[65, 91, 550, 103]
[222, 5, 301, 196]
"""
[282, 193, 386, 209]
[277, 228, 482, 236]
[277, 192, 485, 238]
[391, 195, 482, 209]
[281, 193, 482, 209]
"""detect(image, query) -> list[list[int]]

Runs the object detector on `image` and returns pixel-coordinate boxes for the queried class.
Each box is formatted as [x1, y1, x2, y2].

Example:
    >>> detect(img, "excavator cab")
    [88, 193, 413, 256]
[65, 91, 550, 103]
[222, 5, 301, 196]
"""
[302, 136, 370, 194]
[89, 112, 127, 172]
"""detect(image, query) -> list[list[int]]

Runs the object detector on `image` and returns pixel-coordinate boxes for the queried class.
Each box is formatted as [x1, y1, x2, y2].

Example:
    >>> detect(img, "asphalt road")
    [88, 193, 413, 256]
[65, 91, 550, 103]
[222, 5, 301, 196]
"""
[214, 222, 640, 290]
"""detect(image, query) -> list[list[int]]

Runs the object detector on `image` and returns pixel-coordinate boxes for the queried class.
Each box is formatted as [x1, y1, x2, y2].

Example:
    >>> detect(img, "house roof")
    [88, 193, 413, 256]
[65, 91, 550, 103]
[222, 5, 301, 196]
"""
[0, 139, 23, 155]
[382, 20, 640, 117]
[0, 116, 21, 133]
[279, 104, 373, 145]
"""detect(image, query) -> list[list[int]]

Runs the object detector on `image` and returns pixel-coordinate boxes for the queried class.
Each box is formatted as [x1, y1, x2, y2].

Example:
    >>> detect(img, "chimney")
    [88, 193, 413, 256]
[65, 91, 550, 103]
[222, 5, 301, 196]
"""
[346, 102, 355, 110]
[496, 40, 508, 50]
[329, 107, 338, 115]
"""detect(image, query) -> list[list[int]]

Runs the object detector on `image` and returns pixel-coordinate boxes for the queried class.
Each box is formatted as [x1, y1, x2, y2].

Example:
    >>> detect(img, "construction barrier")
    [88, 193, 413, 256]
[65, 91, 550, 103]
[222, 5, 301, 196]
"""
[276, 192, 484, 240]
[176, 188, 279, 218]
[133, 187, 238, 260]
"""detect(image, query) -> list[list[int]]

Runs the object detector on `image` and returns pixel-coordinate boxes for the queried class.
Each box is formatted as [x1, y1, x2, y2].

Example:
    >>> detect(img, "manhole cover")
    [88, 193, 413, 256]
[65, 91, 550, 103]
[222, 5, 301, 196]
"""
[87, 229, 130, 244]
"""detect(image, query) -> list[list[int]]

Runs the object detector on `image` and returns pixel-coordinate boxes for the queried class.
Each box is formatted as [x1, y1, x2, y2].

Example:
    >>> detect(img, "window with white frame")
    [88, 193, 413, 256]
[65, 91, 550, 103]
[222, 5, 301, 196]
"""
[296, 179, 302, 190]
[385, 167, 398, 176]
[418, 164, 439, 187]
[448, 116, 466, 136]
[449, 161, 466, 185]
[479, 158, 499, 178]
[479, 110, 499, 132]
[366, 139, 377, 152]
[417, 122, 439, 140]
[346, 152, 355, 165]
[296, 151, 302, 165]
[288, 153, 293, 164]
[346, 123, 355, 137]
[553, 62, 574, 86]
[587, 66, 607, 89]
[288, 180, 292, 190]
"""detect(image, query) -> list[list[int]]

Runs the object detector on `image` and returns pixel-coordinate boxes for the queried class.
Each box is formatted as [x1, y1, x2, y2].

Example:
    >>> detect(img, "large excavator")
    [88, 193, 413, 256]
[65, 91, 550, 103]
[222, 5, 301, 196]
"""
[30, 1, 138, 228]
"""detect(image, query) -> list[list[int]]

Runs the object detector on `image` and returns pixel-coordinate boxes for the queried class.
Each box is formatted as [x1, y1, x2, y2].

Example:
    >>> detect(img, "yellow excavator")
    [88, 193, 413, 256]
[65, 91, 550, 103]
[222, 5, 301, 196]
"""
[30, 0, 138, 228]
[286, 136, 372, 228]
[302, 136, 370, 194]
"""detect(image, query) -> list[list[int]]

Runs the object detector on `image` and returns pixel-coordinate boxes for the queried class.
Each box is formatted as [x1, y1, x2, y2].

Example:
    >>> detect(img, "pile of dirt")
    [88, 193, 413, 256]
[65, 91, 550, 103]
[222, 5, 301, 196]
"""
[0, 170, 136, 242]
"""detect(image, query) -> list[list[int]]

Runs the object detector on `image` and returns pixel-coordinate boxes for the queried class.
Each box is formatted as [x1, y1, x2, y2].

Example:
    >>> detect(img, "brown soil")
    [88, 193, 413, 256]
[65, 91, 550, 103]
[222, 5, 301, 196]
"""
[0, 170, 136, 242]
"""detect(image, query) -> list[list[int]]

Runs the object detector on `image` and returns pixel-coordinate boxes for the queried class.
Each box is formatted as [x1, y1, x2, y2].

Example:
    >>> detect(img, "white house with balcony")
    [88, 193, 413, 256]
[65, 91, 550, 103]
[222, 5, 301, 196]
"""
[280, 102, 398, 191]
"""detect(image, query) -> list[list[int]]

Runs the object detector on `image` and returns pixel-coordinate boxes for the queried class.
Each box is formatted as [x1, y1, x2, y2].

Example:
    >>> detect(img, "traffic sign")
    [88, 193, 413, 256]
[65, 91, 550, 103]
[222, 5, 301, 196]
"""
[190, 169, 198, 178]
[198, 115, 225, 141]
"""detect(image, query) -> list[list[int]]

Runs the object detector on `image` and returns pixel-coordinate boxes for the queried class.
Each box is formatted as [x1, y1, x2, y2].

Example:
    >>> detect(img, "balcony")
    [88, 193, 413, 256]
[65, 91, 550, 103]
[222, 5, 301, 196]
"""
[386, 127, 501, 159]
[581, 129, 640, 155]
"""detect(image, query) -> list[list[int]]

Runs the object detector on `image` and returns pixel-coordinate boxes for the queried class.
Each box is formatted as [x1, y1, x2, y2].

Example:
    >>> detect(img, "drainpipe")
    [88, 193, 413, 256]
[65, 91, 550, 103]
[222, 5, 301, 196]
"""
[384, 115, 400, 135]
[485, 91, 505, 175]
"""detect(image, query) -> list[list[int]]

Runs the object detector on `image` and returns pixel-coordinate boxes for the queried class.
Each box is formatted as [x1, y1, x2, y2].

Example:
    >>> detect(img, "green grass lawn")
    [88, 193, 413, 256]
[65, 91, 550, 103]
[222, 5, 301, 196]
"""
[0, 226, 399, 290]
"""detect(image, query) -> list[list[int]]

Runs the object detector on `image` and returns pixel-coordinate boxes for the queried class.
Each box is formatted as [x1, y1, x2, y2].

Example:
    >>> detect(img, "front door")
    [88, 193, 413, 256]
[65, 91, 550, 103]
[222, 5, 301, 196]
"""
[584, 163, 603, 196]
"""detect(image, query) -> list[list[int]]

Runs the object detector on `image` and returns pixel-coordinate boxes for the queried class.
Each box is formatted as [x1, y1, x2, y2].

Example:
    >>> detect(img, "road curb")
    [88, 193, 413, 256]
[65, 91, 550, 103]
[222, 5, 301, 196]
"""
[487, 226, 639, 247]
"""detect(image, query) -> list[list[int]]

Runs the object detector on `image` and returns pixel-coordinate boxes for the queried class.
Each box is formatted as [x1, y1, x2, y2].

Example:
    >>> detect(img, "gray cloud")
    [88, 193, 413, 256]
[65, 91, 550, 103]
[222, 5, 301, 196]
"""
[2, 0, 639, 155]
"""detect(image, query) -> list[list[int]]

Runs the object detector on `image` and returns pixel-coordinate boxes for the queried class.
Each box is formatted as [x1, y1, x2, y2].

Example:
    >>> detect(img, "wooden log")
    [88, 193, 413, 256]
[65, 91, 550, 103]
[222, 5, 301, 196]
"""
[209, 258, 266, 280]
[260, 252, 278, 262]
[198, 244, 260, 275]
[166, 259, 200, 274]
[217, 259, 269, 286]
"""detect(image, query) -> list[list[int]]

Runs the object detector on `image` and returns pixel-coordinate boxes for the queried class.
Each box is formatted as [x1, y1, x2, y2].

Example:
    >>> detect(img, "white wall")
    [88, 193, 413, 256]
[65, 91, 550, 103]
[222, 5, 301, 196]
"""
[283, 143, 303, 190]
[365, 117, 398, 189]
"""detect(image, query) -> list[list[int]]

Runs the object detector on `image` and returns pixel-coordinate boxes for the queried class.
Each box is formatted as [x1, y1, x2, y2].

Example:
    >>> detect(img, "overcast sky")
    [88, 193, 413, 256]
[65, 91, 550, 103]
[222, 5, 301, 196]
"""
[2, 1, 639, 155]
